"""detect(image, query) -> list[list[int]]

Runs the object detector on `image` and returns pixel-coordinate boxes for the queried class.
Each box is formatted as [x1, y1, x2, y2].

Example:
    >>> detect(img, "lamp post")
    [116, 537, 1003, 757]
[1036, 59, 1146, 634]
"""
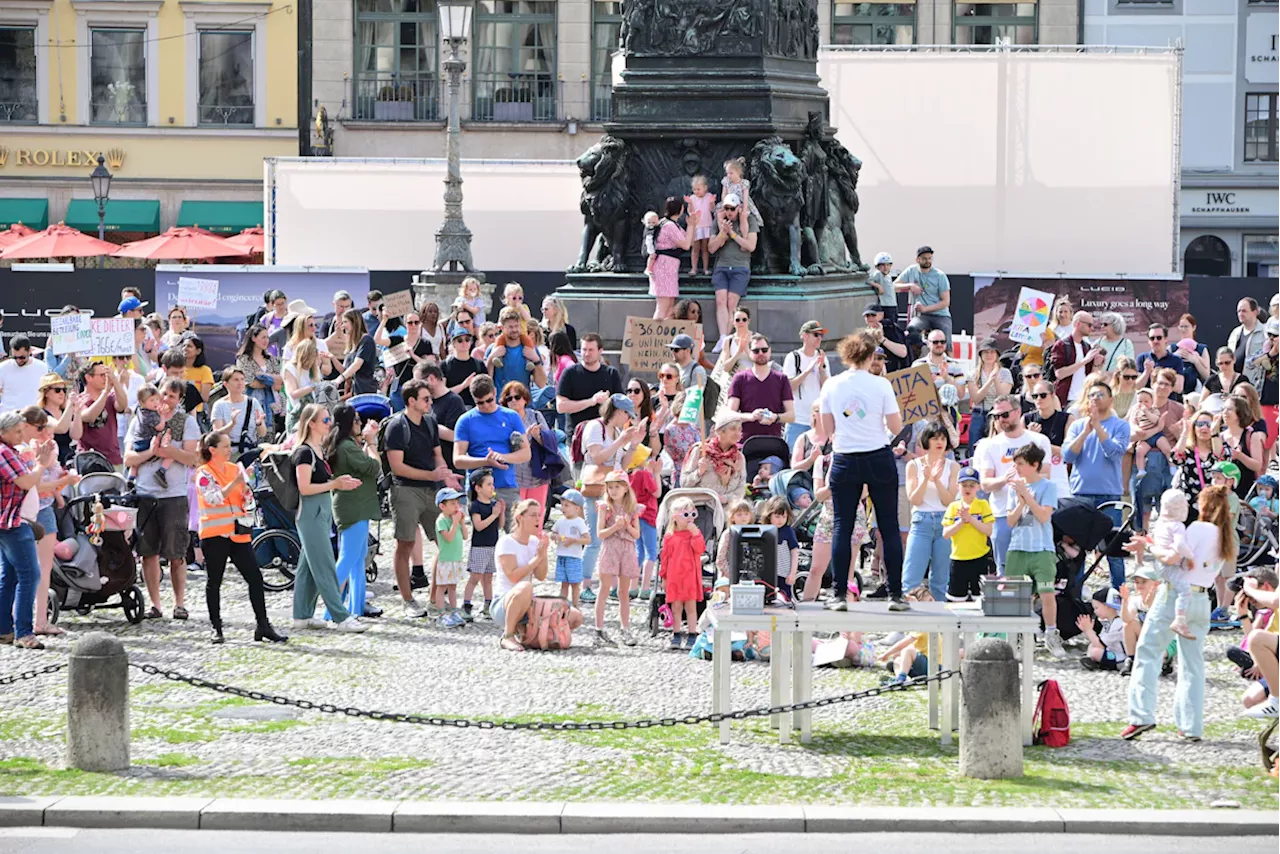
[431, 0, 477, 274]
[90, 154, 113, 268]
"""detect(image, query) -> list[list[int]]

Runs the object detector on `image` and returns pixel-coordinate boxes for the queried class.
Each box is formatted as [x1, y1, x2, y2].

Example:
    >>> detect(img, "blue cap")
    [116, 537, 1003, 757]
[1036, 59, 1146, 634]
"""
[434, 487, 464, 507]
[610, 392, 636, 417]
[958, 466, 980, 484]
[760, 456, 784, 472]
[118, 296, 148, 314]
[560, 488, 587, 508]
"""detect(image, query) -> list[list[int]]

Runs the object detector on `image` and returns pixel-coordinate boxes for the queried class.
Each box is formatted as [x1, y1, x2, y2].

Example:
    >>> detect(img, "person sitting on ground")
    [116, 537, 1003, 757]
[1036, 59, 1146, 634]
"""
[492, 499, 585, 652]
[1240, 572, 1280, 718]
[877, 631, 931, 684]
[1076, 587, 1126, 672]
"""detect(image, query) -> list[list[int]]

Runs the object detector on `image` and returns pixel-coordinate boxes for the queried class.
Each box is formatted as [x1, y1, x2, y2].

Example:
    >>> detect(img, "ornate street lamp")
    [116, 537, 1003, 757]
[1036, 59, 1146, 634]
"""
[431, 0, 477, 273]
[90, 153, 113, 268]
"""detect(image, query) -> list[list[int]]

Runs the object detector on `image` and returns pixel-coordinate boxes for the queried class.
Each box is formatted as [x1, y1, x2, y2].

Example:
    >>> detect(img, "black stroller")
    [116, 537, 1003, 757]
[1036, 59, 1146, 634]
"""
[742, 435, 792, 505]
[1049, 497, 1133, 641]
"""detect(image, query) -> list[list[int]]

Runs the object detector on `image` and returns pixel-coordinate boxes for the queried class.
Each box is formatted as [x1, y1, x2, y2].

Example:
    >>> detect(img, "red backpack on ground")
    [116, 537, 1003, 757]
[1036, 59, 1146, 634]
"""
[1032, 679, 1071, 747]
[520, 597, 574, 650]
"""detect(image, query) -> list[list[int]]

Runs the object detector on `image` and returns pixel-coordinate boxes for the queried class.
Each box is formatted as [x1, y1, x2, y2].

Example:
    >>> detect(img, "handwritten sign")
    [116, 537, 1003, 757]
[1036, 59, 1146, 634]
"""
[620, 316, 702, 373]
[49, 313, 92, 355]
[1007, 286, 1055, 347]
[90, 318, 134, 357]
[678, 386, 703, 424]
[383, 342, 411, 367]
[177, 276, 219, 310]
[382, 289, 415, 319]
[887, 364, 940, 426]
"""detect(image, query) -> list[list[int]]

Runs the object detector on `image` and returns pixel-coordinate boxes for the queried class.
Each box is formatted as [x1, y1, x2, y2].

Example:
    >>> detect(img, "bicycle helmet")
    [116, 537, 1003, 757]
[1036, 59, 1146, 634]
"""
[1257, 474, 1278, 494]
[873, 251, 893, 267]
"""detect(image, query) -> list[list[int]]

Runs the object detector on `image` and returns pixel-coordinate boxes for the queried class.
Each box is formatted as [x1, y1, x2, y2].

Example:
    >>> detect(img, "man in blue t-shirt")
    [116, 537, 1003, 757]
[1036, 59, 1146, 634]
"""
[1135, 323, 1185, 402]
[485, 307, 546, 392]
[894, 245, 952, 345]
[453, 374, 529, 528]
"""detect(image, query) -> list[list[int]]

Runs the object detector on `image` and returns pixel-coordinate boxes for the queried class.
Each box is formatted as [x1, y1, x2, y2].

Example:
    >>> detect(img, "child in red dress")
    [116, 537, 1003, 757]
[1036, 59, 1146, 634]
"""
[660, 496, 706, 651]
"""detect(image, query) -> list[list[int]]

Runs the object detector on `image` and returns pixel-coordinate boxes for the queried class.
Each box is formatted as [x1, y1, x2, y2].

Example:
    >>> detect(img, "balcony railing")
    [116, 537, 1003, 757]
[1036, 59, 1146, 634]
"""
[590, 76, 613, 122]
[470, 72, 558, 123]
[0, 99, 37, 123]
[91, 100, 147, 126]
[352, 73, 440, 122]
[199, 102, 254, 126]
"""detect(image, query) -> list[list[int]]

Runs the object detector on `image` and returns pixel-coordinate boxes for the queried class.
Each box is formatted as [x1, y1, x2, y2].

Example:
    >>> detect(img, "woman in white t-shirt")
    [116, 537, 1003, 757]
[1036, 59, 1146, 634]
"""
[901, 420, 959, 600]
[817, 331, 906, 612]
[1123, 484, 1234, 742]
[492, 499, 551, 651]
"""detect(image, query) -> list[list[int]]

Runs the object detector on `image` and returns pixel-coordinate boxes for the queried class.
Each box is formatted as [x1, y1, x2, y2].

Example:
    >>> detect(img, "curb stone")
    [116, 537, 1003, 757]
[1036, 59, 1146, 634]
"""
[0, 798, 1275, 835]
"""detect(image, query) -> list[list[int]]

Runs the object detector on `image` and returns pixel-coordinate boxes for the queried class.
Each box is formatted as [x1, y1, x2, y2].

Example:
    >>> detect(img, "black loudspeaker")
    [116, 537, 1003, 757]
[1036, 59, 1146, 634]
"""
[727, 524, 778, 601]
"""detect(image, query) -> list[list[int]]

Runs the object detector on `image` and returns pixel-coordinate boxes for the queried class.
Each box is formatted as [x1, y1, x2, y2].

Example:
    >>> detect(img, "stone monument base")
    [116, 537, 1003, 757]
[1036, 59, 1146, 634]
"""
[411, 270, 489, 316]
[557, 271, 873, 354]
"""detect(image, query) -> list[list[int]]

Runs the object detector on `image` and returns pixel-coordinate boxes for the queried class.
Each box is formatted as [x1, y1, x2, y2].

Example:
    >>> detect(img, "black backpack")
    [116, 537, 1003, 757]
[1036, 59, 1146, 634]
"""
[260, 448, 300, 514]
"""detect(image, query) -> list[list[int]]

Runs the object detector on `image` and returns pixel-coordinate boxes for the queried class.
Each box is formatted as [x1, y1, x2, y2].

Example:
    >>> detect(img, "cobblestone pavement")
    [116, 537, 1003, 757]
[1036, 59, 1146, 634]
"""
[0, 526, 1275, 808]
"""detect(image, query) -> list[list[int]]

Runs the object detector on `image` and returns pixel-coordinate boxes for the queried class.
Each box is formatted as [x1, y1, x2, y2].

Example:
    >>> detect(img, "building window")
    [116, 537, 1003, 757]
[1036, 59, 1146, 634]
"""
[0, 27, 37, 124]
[1245, 93, 1278, 163]
[591, 1, 621, 121]
[90, 28, 146, 125]
[198, 30, 253, 126]
[1184, 235, 1232, 277]
[830, 3, 915, 46]
[473, 0, 557, 122]
[1245, 234, 1279, 278]
[954, 3, 1037, 45]
[354, 0, 438, 122]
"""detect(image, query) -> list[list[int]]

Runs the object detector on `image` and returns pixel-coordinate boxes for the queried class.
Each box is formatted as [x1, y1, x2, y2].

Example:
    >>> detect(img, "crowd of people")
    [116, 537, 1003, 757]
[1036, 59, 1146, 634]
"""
[0, 271, 1275, 735]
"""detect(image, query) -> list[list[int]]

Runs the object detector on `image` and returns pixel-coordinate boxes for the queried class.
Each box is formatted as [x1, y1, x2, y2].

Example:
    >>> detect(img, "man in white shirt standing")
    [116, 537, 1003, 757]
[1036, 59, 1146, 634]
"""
[782, 320, 829, 450]
[1049, 311, 1102, 409]
[0, 336, 49, 410]
[975, 394, 1053, 575]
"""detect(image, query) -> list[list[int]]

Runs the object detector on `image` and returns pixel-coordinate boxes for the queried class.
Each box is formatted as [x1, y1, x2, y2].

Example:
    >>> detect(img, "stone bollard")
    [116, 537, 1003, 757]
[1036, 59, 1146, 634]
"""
[66, 632, 129, 772]
[959, 637, 1022, 779]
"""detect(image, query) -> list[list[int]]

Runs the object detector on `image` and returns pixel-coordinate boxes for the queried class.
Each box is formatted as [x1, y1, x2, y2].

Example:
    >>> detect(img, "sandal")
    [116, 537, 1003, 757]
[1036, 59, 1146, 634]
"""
[14, 635, 45, 650]
[172, 607, 189, 621]
[143, 606, 163, 620]
[499, 635, 525, 652]
[0, 633, 13, 645]
[34, 625, 66, 636]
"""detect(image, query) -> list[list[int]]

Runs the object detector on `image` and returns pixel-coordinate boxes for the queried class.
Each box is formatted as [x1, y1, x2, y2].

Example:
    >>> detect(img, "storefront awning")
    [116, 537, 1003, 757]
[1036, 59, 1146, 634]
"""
[0, 198, 49, 231]
[176, 200, 264, 235]
[65, 199, 161, 234]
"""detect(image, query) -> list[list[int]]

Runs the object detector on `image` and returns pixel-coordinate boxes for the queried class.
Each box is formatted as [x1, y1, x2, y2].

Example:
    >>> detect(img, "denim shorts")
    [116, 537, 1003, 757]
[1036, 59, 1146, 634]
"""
[35, 505, 56, 538]
[635, 520, 659, 563]
[711, 266, 750, 297]
[556, 555, 584, 585]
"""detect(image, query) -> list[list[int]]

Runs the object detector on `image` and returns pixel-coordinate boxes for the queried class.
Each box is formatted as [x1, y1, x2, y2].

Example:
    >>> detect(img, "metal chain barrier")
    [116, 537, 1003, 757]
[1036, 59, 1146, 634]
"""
[0, 662, 67, 686]
[127, 661, 957, 732]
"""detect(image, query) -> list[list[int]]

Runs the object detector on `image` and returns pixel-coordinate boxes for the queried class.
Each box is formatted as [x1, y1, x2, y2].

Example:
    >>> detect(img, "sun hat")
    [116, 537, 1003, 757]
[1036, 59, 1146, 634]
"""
[37, 373, 67, 392]
[626, 443, 652, 470]
[282, 298, 319, 328]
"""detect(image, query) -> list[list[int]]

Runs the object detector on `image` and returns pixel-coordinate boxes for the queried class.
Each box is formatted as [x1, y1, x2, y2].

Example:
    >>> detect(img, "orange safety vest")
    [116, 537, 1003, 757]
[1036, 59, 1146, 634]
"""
[196, 460, 250, 543]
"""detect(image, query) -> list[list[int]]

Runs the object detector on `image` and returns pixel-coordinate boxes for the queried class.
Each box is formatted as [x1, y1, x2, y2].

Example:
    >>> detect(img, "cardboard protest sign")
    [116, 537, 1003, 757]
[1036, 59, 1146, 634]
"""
[383, 342, 411, 366]
[90, 318, 135, 357]
[887, 364, 941, 426]
[382, 289, 415, 319]
[620, 316, 701, 373]
[50, 313, 93, 355]
[1006, 286, 1055, 347]
[177, 276, 219, 311]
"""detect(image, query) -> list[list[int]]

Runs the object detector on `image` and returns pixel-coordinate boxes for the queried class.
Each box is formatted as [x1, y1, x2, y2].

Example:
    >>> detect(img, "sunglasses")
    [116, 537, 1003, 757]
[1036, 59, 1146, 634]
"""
[1023, 372, 1042, 379]
[734, 317, 748, 324]
[723, 206, 738, 212]
[474, 396, 496, 405]
[455, 336, 473, 343]
[929, 340, 946, 346]
[659, 372, 677, 380]
[994, 410, 1015, 420]
[1121, 374, 1139, 380]
[1030, 392, 1048, 400]
[751, 347, 770, 354]
[321, 417, 332, 425]
[1194, 420, 1212, 428]
[678, 509, 698, 520]
[407, 320, 421, 326]
[1088, 390, 1109, 400]
[47, 387, 67, 394]
[627, 387, 644, 395]
[1148, 335, 1164, 341]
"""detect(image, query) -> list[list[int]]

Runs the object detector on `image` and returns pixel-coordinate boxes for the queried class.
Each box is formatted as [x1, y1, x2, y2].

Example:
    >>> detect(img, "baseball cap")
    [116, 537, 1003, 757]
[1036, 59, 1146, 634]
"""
[723, 193, 741, 208]
[434, 487, 464, 507]
[916, 245, 934, 257]
[958, 466, 980, 484]
[1133, 565, 1162, 582]
[1092, 586, 1123, 612]
[669, 333, 695, 350]
[560, 488, 587, 508]
[449, 325, 473, 341]
[610, 392, 636, 417]
[800, 320, 827, 336]
[862, 303, 883, 317]
[1211, 460, 1241, 483]
[118, 296, 148, 314]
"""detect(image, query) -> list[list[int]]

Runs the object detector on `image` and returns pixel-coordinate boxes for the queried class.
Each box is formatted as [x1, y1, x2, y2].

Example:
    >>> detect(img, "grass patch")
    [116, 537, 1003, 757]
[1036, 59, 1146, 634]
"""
[140, 753, 202, 768]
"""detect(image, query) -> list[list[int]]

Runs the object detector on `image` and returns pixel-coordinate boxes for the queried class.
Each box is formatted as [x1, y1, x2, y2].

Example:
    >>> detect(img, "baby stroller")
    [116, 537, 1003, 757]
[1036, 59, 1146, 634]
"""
[647, 488, 726, 637]
[250, 485, 382, 592]
[1237, 477, 1278, 569]
[742, 435, 792, 504]
[1050, 497, 1133, 641]
[789, 498, 871, 601]
[49, 489, 145, 626]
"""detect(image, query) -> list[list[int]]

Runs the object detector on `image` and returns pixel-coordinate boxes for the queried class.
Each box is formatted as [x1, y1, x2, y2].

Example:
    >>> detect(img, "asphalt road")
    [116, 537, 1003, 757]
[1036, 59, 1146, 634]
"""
[0, 830, 1264, 854]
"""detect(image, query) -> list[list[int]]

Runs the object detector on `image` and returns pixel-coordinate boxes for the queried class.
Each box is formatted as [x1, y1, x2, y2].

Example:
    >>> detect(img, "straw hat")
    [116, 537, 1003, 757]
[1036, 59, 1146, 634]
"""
[37, 373, 67, 392]
[282, 299, 319, 328]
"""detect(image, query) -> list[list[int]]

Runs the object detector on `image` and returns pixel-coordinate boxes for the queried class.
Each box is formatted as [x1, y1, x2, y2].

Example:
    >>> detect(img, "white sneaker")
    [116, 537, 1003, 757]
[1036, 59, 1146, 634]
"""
[620, 626, 637, 647]
[1244, 696, 1279, 719]
[1044, 627, 1067, 659]
[291, 618, 327, 630]
[402, 598, 427, 618]
[332, 616, 368, 633]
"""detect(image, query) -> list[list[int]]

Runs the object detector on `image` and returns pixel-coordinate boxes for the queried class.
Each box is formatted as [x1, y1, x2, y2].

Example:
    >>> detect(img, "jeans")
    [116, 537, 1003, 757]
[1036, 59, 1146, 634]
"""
[1074, 493, 1125, 588]
[830, 447, 903, 598]
[1130, 451, 1172, 531]
[784, 421, 808, 452]
[328, 520, 369, 621]
[0, 524, 40, 639]
[908, 312, 953, 347]
[968, 408, 988, 459]
[583, 493, 600, 582]
[902, 510, 951, 600]
[992, 515, 1013, 574]
[201, 536, 270, 630]
[389, 389, 405, 413]
[1128, 585, 1210, 737]
[292, 493, 350, 623]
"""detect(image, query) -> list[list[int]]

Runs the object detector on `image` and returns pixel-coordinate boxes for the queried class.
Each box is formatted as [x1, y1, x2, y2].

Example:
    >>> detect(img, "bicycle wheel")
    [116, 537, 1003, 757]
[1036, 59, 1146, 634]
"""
[253, 529, 300, 592]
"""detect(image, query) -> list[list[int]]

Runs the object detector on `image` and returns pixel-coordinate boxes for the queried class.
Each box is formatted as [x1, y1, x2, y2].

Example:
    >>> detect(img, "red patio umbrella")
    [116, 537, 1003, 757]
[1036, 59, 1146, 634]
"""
[0, 223, 118, 259]
[113, 227, 245, 261]
[0, 223, 36, 249]
[222, 227, 264, 255]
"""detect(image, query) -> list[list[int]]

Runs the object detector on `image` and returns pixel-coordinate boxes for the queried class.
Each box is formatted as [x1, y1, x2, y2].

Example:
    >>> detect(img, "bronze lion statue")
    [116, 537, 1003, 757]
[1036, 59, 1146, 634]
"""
[568, 135, 632, 273]
[748, 136, 807, 276]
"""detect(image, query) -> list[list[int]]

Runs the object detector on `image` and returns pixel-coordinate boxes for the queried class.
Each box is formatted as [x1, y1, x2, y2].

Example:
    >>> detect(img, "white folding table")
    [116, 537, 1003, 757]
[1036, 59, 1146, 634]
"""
[949, 606, 1040, 746]
[708, 604, 801, 744]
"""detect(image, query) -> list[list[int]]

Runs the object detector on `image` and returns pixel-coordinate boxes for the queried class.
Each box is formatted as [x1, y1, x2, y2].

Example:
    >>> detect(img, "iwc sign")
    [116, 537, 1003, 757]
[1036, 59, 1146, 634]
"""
[1246, 13, 1278, 85]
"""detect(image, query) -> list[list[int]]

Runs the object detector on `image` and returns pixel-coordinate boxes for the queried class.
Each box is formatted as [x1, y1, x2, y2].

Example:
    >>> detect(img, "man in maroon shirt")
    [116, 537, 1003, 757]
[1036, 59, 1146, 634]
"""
[726, 333, 794, 443]
[75, 361, 128, 468]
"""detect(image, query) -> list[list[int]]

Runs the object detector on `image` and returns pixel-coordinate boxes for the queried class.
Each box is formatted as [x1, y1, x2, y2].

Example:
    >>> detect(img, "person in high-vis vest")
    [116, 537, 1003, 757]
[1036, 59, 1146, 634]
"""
[195, 432, 287, 646]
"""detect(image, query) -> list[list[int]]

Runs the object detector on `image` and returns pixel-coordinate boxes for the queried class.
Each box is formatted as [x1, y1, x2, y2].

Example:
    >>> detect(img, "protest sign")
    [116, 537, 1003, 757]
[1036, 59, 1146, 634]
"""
[382, 289, 415, 319]
[887, 365, 941, 426]
[620, 316, 701, 373]
[90, 318, 135, 357]
[1006, 286, 1054, 347]
[678, 386, 703, 424]
[383, 342, 411, 366]
[49, 313, 93, 355]
[177, 276, 220, 311]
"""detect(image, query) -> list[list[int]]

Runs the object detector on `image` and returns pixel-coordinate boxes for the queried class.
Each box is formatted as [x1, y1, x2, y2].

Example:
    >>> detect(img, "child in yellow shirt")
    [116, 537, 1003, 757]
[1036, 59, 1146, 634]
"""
[942, 466, 995, 602]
